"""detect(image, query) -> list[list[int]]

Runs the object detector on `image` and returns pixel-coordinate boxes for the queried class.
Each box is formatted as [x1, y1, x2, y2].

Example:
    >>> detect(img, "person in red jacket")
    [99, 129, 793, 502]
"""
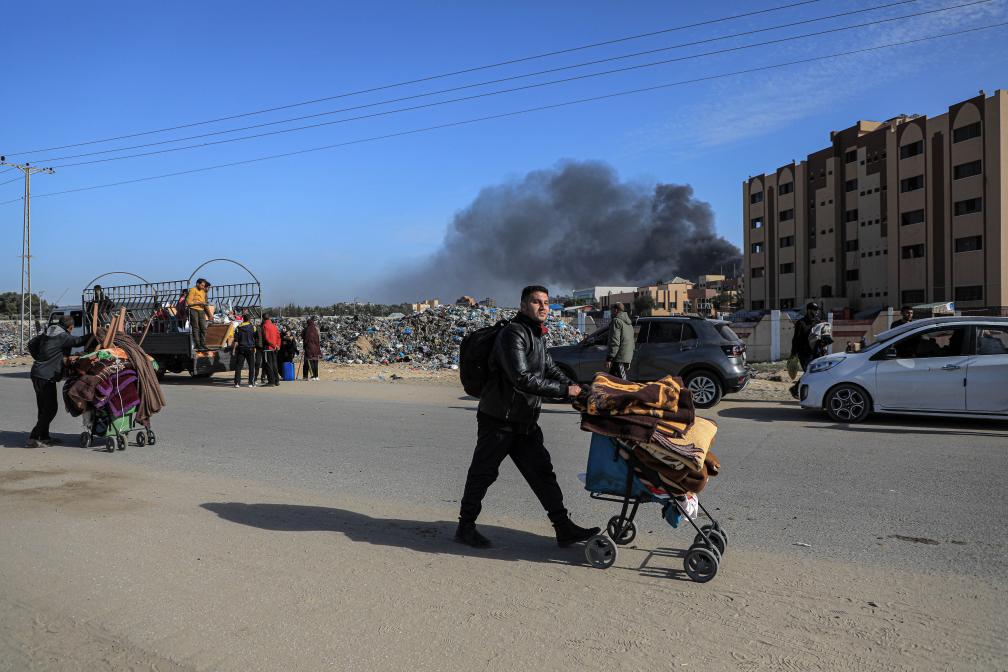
[260, 317, 281, 387]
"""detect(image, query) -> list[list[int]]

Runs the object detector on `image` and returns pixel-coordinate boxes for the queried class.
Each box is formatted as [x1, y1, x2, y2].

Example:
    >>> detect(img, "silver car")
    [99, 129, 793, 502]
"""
[799, 316, 1008, 422]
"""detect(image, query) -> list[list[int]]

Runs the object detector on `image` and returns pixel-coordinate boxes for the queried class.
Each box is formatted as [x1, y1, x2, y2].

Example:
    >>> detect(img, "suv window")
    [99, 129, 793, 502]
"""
[890, 327, 969, 358]
[976, 327, 1008, 355]
[681, 323, 698, 343]
[643, 321, 683, 343]
[716, 324, 739, 341]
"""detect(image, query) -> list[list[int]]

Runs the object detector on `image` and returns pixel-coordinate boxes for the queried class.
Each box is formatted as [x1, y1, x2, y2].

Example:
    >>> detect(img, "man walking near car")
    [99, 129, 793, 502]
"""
[891, 305, 914, 328]
[605, 302, 634, 379]
[455, 285, 601, 549]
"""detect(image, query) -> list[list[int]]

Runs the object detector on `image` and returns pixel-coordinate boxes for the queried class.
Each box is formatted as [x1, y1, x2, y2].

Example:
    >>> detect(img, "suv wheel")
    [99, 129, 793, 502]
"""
[685, 371, 722, 408]
[824, 384, 871, 423]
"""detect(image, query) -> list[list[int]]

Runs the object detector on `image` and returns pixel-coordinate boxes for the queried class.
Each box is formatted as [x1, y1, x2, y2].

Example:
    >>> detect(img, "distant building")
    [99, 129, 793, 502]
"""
[744, 89, 1008, 313]
[571, 286, 638, 306]
[410, 299, 441, 313]
[478, 297, 496, 308]
[598, 277, 695, 315]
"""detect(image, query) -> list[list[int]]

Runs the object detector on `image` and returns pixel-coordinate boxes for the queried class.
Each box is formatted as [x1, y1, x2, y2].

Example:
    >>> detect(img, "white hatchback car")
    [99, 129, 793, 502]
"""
[799, 317, 1008, 423]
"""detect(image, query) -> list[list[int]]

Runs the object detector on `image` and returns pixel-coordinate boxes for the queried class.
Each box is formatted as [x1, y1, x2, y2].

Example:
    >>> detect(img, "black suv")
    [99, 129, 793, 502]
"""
[548, 316, 749, 408]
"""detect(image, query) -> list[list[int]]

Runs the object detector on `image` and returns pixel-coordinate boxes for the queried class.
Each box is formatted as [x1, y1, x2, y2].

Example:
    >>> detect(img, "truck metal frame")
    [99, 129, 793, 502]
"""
[64, 260, 262, 379]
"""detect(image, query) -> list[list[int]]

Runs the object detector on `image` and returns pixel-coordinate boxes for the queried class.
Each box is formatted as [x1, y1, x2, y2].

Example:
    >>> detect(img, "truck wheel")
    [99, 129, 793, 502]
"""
[685, 371, 722, 408]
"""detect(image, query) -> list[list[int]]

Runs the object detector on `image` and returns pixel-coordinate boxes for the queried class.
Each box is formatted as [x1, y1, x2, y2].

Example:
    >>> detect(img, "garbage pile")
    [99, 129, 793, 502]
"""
[275, 305, 582, 370]
[0, 320, 31, 359]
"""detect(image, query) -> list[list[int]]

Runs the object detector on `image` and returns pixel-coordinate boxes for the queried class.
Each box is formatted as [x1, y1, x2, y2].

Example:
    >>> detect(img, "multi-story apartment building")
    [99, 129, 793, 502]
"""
[743, 90, 1007, 313]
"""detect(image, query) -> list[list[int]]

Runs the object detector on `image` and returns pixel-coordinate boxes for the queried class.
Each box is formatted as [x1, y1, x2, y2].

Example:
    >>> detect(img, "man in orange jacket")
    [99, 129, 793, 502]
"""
[260, 317, 281, 387]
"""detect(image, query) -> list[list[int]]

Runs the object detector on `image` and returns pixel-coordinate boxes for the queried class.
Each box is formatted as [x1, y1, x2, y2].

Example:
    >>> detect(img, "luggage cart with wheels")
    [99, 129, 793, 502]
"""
[80, 407, 157, 453]
[583, 434, 728, 583]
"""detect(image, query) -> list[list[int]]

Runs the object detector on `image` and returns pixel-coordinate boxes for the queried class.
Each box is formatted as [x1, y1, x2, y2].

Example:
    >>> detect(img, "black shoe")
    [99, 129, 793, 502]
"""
[554, 519, 601, 547]
[454, 522, 492, 549]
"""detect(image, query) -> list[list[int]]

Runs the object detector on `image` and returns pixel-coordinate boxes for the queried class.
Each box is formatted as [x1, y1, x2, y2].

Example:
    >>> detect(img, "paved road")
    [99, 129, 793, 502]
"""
[2, 367, 1006, 579]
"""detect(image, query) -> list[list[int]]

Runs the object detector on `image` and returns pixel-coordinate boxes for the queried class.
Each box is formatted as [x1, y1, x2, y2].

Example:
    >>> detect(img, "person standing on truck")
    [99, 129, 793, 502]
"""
[186, 278, 212, 351]
[605, 302, 634, 379]
[302, 317, 321, 380]
[260, 317, 281, 386]
[231, 315, 258, 388]
[26, 316, 92, 447]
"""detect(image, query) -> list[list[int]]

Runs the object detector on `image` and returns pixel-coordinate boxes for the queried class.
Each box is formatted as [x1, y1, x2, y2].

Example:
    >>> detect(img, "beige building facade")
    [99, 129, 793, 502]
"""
[744, 90, 1008, 313]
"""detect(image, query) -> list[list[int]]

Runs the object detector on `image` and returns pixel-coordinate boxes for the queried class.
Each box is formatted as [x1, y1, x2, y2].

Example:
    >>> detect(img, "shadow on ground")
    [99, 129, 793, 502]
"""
[717, 404, 1008, 437]
[200, 501, 693, 581]
[0, 430, 93, 450]
[0, 370, 30, 379]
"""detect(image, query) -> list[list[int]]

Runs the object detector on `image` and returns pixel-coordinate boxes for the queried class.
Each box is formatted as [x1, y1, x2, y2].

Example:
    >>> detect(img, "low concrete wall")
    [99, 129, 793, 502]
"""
[731, 311, 894, 362]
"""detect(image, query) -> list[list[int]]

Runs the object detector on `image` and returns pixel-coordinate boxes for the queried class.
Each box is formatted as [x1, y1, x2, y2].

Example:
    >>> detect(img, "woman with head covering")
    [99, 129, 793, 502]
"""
[301, 317, 322, 380]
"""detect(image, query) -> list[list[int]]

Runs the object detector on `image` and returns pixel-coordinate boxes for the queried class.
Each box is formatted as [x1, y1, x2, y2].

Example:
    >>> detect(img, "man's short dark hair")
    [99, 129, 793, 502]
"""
[60, 315, 74, 331]
[520, 285, 549, 302]
[197, 277, 210, 287]
[613, 302, 625, 312]
[901, 305, 913, 312]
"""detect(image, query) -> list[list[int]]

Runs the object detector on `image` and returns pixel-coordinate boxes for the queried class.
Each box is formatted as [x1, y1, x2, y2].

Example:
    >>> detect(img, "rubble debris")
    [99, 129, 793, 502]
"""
[275, 305, 582, 371]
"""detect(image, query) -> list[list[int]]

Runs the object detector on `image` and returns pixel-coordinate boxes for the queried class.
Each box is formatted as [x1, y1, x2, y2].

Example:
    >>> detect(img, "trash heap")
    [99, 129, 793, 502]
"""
[275, 305, 582, 370]
[0, 320, 30, 360]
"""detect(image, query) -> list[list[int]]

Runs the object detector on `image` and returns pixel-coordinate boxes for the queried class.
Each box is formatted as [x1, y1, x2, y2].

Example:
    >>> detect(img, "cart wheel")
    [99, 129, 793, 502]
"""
[80, 432, 91, 448]
[584, 535, 617, 569]
[693, 528, 727, 556]
[701, 523, 729, 545]
[117, 436, 126, 451]
[105, 438, 116, 453]
[136, 431, 146, 447]
[147, 430, 156, 446]
[606, 516, 637, 545]
[684, 546, 719, 583]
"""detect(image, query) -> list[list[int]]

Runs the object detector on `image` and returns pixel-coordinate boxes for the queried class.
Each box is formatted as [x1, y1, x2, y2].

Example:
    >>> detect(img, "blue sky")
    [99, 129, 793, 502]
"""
[2, 0, 1006, 306]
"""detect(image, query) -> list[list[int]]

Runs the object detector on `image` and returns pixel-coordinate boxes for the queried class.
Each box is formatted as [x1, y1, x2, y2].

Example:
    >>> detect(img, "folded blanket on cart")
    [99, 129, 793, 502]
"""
[94, 370, 139, 416]
[640, 416, 718, 473]
[619, 443, 721, 495]
[577, 374, 694, 424]
[62, 361, 132, 416]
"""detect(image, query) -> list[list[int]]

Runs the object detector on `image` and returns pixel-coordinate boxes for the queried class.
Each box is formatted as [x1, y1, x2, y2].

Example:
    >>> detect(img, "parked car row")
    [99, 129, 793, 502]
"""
[548, 316, 750, 408]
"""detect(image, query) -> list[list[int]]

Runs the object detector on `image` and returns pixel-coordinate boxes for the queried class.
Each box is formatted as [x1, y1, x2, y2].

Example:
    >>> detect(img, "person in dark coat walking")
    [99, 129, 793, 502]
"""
[605, 302, 635, 378]
[455, 285, 601, 549]
[302, 317, 321, 380]
[26, 316, 92, 447]
[790, 302, 825, 371]
[231, 315, 258, 388]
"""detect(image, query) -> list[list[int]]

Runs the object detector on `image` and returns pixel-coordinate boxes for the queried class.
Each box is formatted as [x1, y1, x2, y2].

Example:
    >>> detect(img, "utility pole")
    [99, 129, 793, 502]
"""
[0, 156, 55, 353]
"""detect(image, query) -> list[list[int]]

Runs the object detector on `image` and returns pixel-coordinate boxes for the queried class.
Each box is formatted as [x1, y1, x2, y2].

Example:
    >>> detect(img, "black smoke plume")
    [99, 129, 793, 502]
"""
[377, 160, 741, 303]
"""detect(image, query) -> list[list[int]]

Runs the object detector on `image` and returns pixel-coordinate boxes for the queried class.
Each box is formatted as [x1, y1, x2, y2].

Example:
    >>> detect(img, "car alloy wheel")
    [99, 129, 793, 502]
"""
[826, 385, 869, 423]
[686, 372, 721, 408]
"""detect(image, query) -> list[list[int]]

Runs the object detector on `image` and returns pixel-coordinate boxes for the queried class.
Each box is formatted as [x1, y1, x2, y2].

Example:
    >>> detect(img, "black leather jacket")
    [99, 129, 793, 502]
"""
[477, 312, 573, 427]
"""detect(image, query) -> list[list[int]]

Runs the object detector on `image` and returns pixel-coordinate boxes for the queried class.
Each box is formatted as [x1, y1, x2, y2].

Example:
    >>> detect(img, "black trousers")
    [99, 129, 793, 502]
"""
[259, 350, 278, 384]
[30, 376, 58, 440]
[302, 358, 318, 379]
[233, 348, 257, 385]
[459, 415, 568, 525]
[608, 361, 629, 379]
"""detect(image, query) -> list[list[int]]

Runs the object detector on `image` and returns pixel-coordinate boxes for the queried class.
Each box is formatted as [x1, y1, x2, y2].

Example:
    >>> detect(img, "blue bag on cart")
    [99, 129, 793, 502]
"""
[585, 433, 655, 500]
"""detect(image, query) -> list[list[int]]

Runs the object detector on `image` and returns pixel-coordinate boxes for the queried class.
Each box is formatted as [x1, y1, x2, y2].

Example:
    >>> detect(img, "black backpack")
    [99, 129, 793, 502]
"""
[27, 333, 45, 360]
[459, 320, 509, 398]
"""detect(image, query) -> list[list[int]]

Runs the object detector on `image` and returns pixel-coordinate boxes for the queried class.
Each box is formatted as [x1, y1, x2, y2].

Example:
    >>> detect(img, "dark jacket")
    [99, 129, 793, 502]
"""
[477, 312, 573, 427]
[790, 315, 820, 360]
[234, 322, 256, 350]
[302, 323, 322, 359]
[30, 326, 90, 382]
[607, 311, 635, 363]
[278, 337, 299, 363]
[891, 318, 911, 328]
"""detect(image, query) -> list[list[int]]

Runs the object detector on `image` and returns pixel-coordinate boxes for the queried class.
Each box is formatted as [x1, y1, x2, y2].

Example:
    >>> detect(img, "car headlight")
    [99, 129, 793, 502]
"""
[807, 357, 845, 373]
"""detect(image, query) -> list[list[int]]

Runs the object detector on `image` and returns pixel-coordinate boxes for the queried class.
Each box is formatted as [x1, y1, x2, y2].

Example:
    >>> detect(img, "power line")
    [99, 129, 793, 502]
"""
[3, 0, 834, 156]
[0, 176, 24, 187]
[32, 0, 923, 165]
[45, 0, 992, 170]
[2, 20, 1002, 207]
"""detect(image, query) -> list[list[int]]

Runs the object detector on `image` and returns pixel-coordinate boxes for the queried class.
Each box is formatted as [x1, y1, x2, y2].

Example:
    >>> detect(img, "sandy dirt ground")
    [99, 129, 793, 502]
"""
[2, 446, 1004, 672]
